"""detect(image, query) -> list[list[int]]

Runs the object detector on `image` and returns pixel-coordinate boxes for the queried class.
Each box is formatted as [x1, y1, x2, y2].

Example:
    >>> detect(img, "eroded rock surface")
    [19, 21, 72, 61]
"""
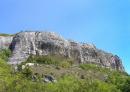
[8, 31, 124, 71]
[0, 36, 13, 49]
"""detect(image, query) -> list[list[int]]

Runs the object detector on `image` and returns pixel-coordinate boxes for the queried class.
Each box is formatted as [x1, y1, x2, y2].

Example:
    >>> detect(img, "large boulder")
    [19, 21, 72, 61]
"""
[8, 31, 124, 72]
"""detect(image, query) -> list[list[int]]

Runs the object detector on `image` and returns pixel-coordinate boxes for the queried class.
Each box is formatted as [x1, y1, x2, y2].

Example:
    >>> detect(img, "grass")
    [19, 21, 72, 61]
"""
[0, 49, 11, 61]
[24, 55, 74, 68]
[0, 33, 14, 37]
[0, 49, 130, 92]
[0, 33, 14, 36]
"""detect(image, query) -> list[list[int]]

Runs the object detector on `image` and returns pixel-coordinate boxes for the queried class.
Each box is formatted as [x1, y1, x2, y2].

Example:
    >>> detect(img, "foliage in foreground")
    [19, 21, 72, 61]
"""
[0, 49, 130, 92]
[0, 49, 11, 61]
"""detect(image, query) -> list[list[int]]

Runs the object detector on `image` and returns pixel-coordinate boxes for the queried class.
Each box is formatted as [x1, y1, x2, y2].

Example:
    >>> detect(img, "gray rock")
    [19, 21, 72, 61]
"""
[44, 75, 57, 83]
[0, 36, 13, 49]
[7, 31, 124, 72]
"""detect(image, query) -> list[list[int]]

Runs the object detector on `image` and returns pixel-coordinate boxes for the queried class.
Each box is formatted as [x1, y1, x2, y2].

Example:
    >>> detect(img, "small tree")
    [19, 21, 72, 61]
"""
[22, 66, 32, 78]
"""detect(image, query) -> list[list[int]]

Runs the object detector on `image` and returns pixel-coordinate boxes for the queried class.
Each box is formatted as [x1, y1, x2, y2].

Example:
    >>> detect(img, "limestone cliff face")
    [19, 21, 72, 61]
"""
[8, 31, 124, 71]
[0, 36, 13, 49]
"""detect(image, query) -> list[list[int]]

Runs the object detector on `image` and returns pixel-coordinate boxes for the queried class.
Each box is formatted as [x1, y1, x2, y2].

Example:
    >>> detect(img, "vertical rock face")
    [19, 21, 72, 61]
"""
[0, 36, 13, 49]
[8, 31, 124, 72]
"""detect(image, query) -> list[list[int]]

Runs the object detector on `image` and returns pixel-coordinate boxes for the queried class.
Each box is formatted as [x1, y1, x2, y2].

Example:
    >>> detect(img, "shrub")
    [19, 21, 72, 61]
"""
[80, 63, 99, 70]
[22, 66, 33, 78]
[121, 77, 130, 92]
[0, 49, 11, 61]
[60, 61, 71, 68]
[26, 55, 74, 68]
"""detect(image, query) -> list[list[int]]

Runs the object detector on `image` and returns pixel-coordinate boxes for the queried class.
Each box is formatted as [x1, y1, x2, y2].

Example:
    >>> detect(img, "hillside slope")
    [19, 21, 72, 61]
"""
[0, 49, 130, 92]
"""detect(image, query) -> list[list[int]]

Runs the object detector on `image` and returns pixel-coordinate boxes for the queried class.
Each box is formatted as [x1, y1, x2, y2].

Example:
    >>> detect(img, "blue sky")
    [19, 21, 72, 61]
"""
[0, 0, 130, 74]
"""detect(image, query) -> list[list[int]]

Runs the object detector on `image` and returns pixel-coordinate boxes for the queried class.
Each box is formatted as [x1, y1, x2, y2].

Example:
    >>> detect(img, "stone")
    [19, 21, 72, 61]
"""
[0, 36, 13, 49]
[43, 75, 57, 83]
[25, 63, 35, 66]
[5, 31, 124, 72]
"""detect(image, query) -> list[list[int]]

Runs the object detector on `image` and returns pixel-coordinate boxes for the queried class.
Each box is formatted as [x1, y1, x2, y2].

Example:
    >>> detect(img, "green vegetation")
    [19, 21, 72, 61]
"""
[0, 49, 11, 61]
[26, 55, 74, 68]
[0, 33, 14, 36]
[80, 63, 113, 73]
[0, 49, 130, 92]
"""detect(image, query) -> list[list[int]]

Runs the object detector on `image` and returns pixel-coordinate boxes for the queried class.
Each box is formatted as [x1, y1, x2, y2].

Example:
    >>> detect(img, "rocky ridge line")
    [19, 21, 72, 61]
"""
[0, 31, 124, 72]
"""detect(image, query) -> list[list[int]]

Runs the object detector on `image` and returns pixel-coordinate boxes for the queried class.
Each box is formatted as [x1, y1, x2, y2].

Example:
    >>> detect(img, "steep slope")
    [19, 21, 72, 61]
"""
[8, 31, 124, 72]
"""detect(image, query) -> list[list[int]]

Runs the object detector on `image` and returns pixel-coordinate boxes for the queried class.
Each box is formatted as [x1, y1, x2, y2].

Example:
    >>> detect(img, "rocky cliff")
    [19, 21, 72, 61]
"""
[0, 36, 13, 49]
[7, 31, 124, 71]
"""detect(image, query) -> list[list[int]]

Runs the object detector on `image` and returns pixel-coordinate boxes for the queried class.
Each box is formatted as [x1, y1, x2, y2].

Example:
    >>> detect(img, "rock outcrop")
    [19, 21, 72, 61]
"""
[0, 36, 13, 49]
[7, 31, 124, 71]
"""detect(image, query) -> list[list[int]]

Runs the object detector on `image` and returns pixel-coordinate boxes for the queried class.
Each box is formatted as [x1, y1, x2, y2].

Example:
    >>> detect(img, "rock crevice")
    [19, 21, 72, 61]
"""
[6, 31, 124, 72]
